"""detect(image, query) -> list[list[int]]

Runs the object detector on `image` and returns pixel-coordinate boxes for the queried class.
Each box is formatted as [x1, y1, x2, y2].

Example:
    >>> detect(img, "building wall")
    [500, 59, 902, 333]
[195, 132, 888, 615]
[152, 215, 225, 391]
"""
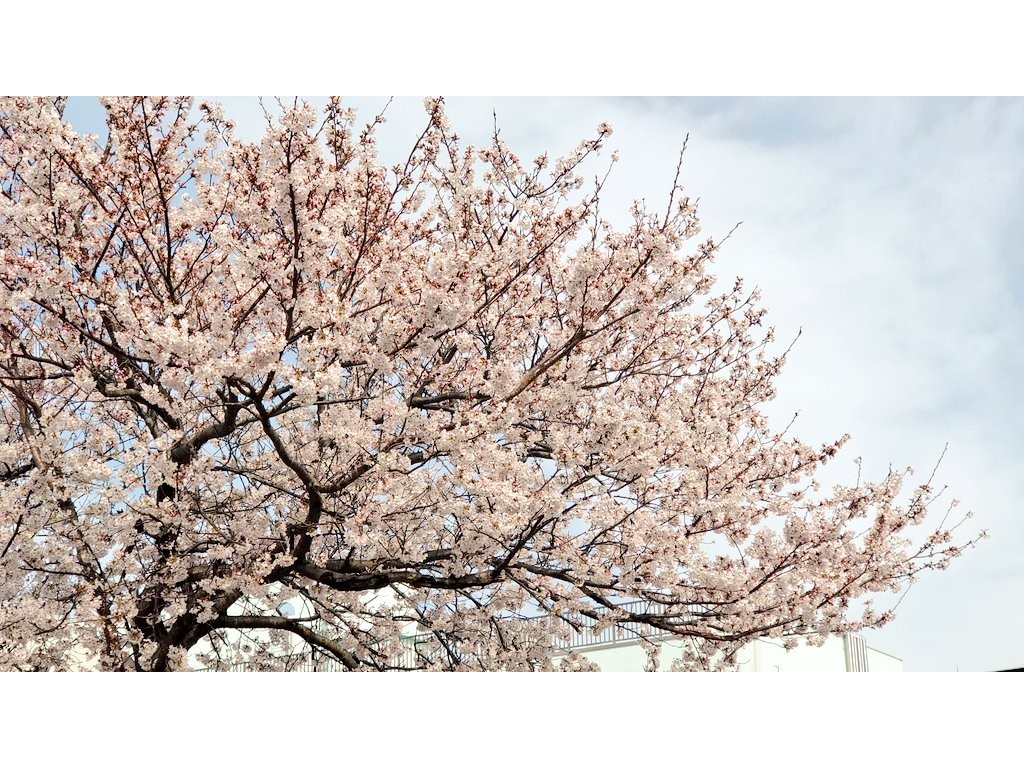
[563, 634, 902, 672]
[865, 647, 903, 672]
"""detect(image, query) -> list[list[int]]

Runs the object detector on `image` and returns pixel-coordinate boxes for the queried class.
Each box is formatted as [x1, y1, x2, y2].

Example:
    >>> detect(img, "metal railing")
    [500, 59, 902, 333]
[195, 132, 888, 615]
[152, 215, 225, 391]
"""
[549, 598, 690, 650]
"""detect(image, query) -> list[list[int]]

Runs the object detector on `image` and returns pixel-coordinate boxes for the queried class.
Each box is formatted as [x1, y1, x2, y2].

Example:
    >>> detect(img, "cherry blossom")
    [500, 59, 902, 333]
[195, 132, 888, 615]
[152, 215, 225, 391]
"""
[0, 97, 982, 671]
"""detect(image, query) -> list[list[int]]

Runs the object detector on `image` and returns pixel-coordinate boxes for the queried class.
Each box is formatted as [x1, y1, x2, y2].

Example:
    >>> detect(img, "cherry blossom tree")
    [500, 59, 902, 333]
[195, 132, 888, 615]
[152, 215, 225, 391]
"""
[0, 96, 980, 671]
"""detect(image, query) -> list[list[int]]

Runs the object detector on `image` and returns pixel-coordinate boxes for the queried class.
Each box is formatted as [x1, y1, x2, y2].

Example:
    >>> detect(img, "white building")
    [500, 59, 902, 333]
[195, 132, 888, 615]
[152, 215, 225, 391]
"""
[193, 595, 902, 672]
[558, 631, 902, 672]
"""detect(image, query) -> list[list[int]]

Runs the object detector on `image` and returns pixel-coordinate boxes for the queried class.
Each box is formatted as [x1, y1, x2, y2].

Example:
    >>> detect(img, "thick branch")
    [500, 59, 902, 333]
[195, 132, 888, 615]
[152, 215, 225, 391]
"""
[208, 615, 359, 670]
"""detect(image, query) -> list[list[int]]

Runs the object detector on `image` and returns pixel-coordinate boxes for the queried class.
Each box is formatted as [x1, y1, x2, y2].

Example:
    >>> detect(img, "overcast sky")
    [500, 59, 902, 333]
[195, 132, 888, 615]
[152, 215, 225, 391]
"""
[64, 96, 1024, 671]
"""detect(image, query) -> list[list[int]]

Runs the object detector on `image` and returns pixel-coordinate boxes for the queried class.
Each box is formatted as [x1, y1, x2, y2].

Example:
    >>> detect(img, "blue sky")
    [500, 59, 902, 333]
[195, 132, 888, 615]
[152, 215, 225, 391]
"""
[62, 96, 1024, 671]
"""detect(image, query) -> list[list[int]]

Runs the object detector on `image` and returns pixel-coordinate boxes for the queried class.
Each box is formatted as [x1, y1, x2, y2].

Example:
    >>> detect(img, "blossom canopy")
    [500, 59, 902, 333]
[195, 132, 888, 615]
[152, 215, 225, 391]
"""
[0, 97, 977, 671]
